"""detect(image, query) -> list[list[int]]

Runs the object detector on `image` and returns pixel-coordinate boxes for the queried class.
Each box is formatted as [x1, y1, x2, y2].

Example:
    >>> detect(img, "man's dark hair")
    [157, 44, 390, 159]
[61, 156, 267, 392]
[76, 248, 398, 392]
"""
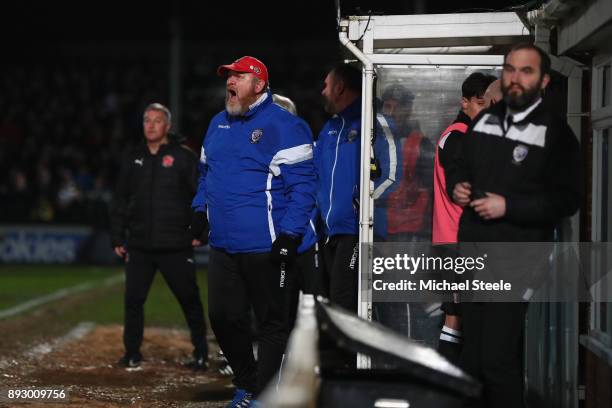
[382, 84, 415, 107]
[331, 63, 362, 93]
[462, 72, 496, 99]
[504, 42, 551, 77]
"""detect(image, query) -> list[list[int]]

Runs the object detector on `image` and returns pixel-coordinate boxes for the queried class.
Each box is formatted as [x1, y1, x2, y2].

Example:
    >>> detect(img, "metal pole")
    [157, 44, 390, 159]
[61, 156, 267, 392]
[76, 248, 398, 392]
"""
[339, 25, 374, 370]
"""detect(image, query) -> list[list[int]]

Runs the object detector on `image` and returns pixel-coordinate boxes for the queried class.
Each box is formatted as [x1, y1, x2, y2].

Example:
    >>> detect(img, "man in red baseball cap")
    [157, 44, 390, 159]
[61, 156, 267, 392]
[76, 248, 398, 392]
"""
[217, 56, 269, 117]
[193, 55, 317, 407]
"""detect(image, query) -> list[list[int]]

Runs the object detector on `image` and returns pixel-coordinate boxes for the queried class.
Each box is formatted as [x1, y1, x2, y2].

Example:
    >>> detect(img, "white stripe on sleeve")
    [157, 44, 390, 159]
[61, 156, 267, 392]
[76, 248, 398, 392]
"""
[373, 114, 398, 200]
[269, 144, 313, 176]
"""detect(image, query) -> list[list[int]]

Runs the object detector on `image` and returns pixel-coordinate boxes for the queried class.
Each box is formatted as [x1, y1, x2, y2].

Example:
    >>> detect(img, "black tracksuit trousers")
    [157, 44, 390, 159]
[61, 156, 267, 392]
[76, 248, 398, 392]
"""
[208, 247, 289, 396]
[460, 302, 528, 408]
[318, 235, 359, 369]
[320, 234, 359, 312]
[286, 245, 317, 330]
[123, 248, 208, 357]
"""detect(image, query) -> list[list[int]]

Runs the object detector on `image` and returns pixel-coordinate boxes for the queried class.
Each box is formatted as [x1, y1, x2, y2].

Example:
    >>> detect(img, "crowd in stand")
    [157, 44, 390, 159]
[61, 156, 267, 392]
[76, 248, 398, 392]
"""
[0, 62, 166, 225]
[0, 53, 328, 226]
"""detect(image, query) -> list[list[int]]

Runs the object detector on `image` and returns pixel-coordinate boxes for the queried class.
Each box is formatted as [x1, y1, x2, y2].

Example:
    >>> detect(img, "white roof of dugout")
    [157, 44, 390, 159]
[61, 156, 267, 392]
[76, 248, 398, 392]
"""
[342, 12, 532, 65]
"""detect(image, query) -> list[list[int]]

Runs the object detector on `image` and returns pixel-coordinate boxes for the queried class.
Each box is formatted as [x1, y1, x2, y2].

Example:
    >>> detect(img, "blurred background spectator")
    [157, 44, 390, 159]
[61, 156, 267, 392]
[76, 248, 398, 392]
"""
[0, 62, 165, 225]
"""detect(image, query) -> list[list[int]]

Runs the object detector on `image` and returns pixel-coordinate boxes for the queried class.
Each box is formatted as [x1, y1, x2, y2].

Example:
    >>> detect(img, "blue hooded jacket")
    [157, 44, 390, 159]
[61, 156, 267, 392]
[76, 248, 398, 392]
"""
[192, 92, 317, 253]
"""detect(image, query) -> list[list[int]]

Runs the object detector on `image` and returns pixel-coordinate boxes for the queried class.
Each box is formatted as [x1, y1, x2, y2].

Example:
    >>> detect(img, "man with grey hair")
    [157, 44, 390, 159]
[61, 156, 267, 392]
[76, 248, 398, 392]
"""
[272, 93, 297, 115]
[110, 103, 208, 370]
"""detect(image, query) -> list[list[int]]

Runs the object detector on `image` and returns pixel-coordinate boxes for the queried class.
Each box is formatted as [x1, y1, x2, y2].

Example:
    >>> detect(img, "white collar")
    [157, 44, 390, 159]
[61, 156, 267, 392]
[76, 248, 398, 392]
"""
[249, 93, 268, 111]
[505, 98, 542, 123]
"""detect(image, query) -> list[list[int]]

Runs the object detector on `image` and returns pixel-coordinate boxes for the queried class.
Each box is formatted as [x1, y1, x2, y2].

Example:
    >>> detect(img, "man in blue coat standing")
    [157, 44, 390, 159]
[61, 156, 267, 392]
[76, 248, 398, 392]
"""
[191, 56, 316, 407]
[315, 63, 399, 313]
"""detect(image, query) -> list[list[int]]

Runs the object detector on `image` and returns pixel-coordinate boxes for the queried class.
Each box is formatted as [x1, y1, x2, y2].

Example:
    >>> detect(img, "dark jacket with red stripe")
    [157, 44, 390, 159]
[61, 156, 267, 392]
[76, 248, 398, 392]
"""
[446, 100, 581, 242]
[110, 141, 199, 250]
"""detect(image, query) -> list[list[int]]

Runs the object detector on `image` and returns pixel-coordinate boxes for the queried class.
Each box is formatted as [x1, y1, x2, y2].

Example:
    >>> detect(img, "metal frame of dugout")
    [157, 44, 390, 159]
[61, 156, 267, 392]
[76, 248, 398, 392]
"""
[338, 11, 531, 369]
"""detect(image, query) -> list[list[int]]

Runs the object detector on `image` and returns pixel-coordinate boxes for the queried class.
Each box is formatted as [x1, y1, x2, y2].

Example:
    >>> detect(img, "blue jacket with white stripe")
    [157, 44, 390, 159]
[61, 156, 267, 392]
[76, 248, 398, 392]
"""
[314, 99, 400, 238]
[192, 92, 317, 253]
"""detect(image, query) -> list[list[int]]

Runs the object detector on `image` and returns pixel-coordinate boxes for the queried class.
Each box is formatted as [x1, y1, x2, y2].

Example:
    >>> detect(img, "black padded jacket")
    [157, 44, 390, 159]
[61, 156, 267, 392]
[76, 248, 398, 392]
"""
[446, 100, 581, 242]
[109, 141, 198, 250]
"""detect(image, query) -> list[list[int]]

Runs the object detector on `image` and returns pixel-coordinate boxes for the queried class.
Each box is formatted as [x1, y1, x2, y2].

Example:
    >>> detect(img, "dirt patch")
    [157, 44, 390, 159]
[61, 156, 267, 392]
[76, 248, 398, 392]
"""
[0, 325, 233, 407]
[0, 284, 124, 361]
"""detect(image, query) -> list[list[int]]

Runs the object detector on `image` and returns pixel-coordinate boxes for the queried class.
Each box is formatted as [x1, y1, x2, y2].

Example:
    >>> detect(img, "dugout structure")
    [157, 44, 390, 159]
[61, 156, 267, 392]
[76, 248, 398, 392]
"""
[340, 9, 586, 406]
[339, 11, 531, 366]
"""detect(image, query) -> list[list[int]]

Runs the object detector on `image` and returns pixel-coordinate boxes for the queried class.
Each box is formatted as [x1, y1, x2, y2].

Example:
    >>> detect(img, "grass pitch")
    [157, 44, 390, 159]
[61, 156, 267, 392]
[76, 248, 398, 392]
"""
[0, 264, 209, 328]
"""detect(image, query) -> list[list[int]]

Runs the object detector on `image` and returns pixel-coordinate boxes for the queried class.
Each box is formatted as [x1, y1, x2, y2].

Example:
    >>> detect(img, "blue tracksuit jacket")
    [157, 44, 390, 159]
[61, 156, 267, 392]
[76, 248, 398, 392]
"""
[192, 92, 316, 253]
[314, 99, 400, 238]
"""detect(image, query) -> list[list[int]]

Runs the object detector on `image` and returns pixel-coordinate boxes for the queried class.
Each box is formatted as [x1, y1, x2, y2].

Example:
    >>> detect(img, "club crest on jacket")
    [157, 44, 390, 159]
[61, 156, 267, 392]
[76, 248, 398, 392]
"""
[512, 144, 529, 165]
[162, 155, 175, 168]
[250, 129, 263, 143]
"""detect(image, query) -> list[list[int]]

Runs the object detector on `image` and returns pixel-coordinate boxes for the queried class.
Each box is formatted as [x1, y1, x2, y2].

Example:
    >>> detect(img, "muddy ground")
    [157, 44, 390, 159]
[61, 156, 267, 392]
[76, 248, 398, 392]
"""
[0, 274, 240, 407]
[1, 321, 233, 407]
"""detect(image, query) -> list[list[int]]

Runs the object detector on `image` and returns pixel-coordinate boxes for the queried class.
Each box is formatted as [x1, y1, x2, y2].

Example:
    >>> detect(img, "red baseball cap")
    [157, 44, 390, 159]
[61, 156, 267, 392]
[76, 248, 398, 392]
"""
[217, 56, 269, 85]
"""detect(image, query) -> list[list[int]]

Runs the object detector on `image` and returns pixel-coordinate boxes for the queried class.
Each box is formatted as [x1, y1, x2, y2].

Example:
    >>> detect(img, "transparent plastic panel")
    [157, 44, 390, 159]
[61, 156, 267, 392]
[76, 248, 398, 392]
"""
[370, 65, 500, 351]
